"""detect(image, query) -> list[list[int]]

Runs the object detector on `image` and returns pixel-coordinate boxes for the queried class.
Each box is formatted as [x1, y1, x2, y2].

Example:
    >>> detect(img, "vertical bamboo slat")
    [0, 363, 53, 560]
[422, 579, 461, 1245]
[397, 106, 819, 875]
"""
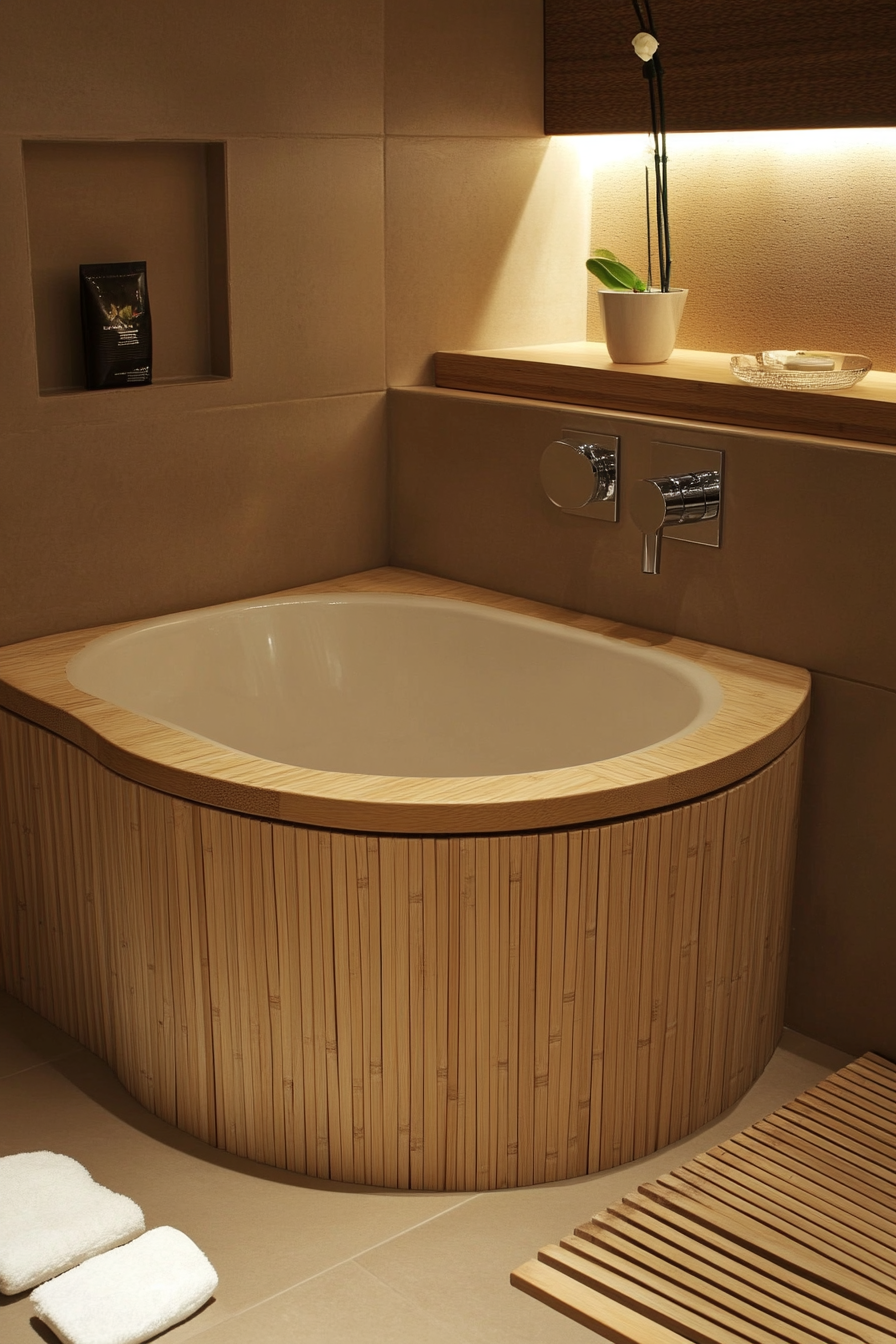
[587, 829, 612, 1172]
[495, 835, 511, 1189]
[272, 824, 303, 1170]
[506, 835, 523, 1190]
[460, 838, 477, 1190]
[0, 707, 804, 1192]
[330, 833, 355, 1182]
[517, 834, 539, 1188]
[422, 839, 440, 1189]
[434, 839, 450, 1189]
[344, 836, 367, 1182]
[444, 837, 460, 1190]
[475, 836, 492, 1191]
[408, 838, 425, 1190]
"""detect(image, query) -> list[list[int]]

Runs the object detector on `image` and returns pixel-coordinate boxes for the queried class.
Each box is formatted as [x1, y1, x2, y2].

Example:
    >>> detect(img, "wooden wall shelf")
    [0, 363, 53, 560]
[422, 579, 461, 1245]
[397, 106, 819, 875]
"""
[544, 0, 896, 134]
[434, 344, 896, 448]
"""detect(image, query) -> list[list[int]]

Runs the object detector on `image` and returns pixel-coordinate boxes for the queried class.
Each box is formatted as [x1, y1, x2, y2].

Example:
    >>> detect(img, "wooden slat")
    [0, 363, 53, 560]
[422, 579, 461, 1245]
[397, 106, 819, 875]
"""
[731, 1130, 896, 1222]
[331, 833, 355, 1181]
[559, 1231, 820, 1344]
[576, 1212, 874, 1344]
[538, 1242, 756, 1344]
[475, 836, 492, 1190]
[681, 1156, 896, 1276]
[505, 835, 522, 1189]
[555, 829, 582, 1180]
[515, 1053, 896, 1340]
[840, 1063, 896, 1107]
[664, 1165, 896, 1288]
[751, 1118, 896, 1208]
[644, 1179, 896, 1317]
[365, 836, 385, 1188]
[860, 1056, 896, 1087]
[512, 1258, 687, 1344]
[783, 1098, 896, 1170]
[393, 836, 412, 1189]
[763, 1109, 896, 1186]
[516, 834, 538, 1188]
[460, 837, 476, 1191]
[814, 1077, 896, 1138]
[618, 1194, 896, 1339]
[422, 837, 439, 1190]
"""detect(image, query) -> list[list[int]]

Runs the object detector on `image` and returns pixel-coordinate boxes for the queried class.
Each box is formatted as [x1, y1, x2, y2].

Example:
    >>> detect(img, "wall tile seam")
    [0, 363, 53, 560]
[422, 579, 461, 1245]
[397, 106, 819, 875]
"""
[3, 131, 388, 143]
[0, 391, 391, 439]
[809, 669, 896, 698]
[383, 132, 551, 141]
[189, 389, 390, 416]
[5, 132, 557, 142]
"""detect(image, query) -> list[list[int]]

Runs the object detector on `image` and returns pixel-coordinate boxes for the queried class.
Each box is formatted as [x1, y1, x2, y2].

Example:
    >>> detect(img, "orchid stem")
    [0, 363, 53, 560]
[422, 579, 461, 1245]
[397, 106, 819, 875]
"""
[647, 69, 666, 290]
[645, 166, 653, 290]
[631, 0, 671, 291]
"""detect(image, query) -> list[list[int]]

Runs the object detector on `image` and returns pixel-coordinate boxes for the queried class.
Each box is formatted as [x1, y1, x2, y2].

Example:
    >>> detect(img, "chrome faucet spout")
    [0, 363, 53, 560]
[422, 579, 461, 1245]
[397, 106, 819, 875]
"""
[642, 527, 662, 575]
[630, 470, 721, 575]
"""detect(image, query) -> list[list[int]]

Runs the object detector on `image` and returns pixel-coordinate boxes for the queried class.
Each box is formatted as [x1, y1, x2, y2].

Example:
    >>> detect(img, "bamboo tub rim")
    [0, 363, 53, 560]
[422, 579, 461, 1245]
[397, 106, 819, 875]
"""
[0, 567, 810, 834]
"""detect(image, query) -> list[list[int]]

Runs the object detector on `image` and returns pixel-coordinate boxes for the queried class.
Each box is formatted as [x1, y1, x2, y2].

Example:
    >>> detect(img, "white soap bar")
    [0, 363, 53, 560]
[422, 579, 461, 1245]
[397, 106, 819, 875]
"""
[783, 355, 835, 370]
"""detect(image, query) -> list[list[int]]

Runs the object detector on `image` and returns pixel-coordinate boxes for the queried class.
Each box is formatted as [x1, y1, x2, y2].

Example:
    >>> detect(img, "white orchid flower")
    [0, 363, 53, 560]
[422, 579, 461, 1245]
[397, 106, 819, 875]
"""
[632, 31, 659, 61]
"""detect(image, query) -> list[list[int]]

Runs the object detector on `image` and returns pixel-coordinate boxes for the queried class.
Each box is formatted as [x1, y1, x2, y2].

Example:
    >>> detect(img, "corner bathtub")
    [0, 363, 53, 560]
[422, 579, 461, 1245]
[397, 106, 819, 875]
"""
[0, 568, 809, 1190]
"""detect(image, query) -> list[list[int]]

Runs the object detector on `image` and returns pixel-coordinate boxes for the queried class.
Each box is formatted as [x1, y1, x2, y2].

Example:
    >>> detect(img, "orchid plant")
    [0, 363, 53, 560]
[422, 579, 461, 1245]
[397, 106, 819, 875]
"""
[587, 0, 672, 294]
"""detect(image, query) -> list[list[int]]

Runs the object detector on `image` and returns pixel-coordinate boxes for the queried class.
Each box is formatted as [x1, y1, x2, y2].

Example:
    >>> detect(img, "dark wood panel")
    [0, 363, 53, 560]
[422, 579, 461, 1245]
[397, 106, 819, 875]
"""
[545, 0, 896, 133]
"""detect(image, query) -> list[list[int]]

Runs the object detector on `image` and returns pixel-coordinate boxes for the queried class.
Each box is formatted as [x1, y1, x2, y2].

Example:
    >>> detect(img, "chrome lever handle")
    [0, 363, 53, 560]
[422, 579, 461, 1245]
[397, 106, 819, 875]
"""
[630, 470, 720, 575]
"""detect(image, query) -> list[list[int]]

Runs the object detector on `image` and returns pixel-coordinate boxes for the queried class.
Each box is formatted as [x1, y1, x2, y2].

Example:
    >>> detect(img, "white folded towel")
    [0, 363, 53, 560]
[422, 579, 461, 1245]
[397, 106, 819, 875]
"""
[0, 1152, 144, 1295]
[30, 1226, 218, 1344]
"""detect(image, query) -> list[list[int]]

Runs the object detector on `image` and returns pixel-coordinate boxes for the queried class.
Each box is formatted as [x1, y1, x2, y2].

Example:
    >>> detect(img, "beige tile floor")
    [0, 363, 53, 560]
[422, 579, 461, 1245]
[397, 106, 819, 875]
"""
[0, 990, 852, 1344]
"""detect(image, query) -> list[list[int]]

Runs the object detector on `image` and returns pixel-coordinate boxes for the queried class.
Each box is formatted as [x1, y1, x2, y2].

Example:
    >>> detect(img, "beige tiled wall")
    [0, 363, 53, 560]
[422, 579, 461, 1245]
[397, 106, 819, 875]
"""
[390, 386, 896, 1060]
[0, 0, 587, 645]
[385, 0, 544, 137]
[586, 133, 896, 372]
[0, 2, 391, 644]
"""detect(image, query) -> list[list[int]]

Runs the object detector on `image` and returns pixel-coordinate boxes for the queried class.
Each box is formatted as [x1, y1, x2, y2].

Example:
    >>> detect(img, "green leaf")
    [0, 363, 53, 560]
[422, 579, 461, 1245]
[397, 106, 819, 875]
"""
[585, 256, 647, 291]
[590, 248, 620, 262]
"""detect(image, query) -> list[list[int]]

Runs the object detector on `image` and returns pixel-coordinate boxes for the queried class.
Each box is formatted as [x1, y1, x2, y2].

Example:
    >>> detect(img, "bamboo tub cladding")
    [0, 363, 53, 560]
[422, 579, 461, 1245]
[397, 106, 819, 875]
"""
[0, 706, 803, 1191]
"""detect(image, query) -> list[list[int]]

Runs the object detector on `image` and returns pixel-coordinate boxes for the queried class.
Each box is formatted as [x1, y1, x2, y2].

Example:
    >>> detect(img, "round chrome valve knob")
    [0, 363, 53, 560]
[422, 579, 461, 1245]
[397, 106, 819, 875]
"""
[540, 439, 616, 510]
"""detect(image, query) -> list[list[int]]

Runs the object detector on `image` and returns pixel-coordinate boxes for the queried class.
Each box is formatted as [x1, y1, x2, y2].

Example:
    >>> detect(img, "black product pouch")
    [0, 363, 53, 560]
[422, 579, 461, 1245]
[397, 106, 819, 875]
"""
[79, 261, 152, 390]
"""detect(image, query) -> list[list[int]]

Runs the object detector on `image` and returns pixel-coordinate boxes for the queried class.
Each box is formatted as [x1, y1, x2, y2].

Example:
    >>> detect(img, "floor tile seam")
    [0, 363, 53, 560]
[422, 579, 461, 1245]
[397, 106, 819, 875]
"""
[0, 1046, 84, 1084]
[350, 1258, 480, 1343]
[181, 1192, 483, 1339]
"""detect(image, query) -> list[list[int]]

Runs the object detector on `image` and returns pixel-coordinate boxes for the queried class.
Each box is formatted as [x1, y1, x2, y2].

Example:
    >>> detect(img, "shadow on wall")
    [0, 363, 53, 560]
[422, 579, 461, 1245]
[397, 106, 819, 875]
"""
[386, 136, 591, 386]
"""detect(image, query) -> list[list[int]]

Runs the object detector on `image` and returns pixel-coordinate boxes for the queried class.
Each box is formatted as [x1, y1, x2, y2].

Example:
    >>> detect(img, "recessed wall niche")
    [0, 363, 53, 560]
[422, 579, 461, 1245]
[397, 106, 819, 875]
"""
[23, 140, 231, 395]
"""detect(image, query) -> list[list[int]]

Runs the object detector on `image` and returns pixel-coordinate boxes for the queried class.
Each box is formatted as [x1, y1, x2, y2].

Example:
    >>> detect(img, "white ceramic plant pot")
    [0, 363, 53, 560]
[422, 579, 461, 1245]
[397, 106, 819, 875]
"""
[598, 288, 688, 364]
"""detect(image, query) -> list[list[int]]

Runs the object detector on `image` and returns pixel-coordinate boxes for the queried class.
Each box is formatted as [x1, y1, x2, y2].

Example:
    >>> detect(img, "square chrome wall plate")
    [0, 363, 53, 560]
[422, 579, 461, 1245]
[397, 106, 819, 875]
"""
[649, 441, 724, 547]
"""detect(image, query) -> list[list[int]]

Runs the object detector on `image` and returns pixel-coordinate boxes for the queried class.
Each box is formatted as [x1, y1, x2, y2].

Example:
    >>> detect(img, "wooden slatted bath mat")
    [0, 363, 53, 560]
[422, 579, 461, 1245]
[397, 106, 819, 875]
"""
[512, 1052, 896, 1343]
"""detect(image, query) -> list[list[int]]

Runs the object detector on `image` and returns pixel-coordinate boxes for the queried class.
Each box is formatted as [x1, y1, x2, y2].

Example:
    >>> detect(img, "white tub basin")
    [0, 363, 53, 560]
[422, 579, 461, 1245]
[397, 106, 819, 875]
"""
[66, 593, 723, 778]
